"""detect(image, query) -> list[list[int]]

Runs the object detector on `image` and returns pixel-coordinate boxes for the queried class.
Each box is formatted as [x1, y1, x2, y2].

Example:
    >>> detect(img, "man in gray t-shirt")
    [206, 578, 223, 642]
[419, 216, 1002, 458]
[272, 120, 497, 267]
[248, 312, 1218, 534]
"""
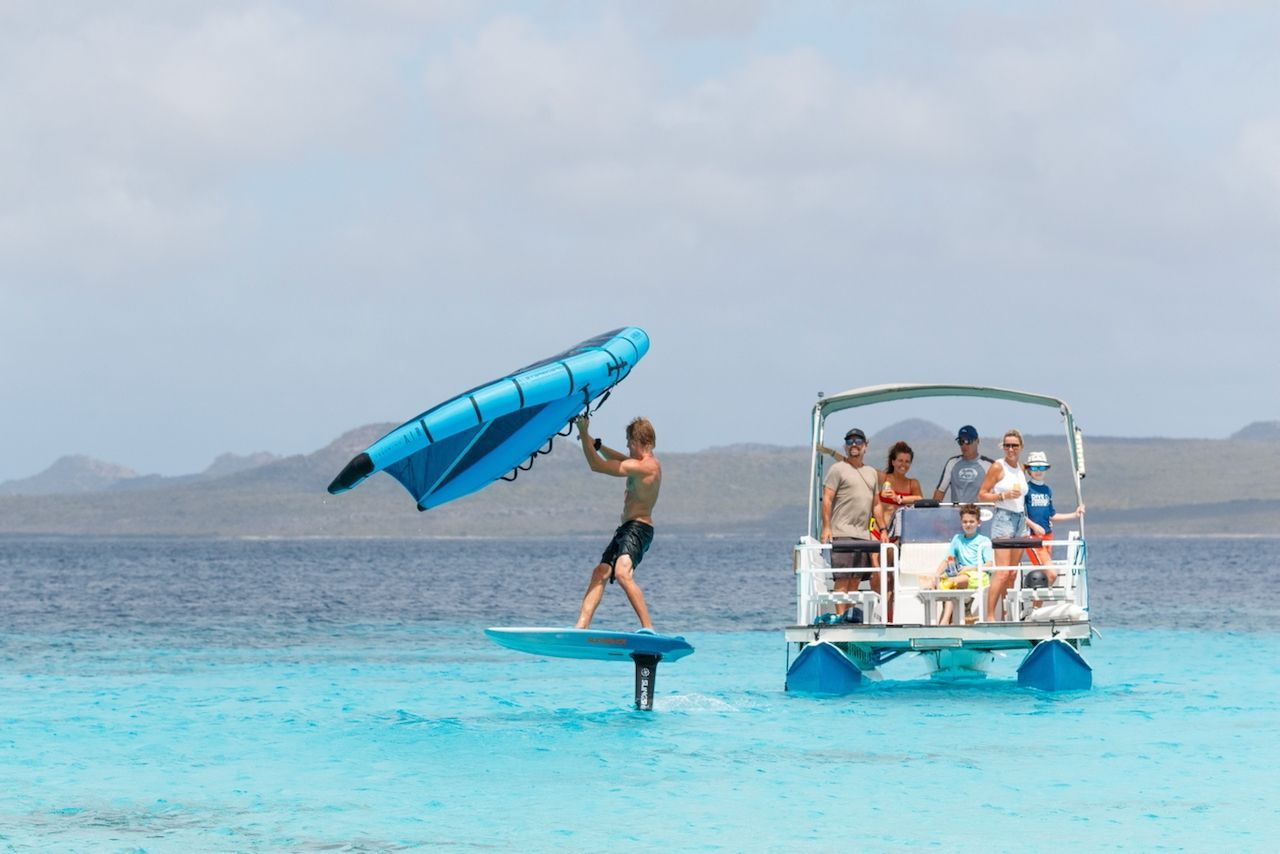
[933, 424, 994, 503]
[819, 427, 886, 617]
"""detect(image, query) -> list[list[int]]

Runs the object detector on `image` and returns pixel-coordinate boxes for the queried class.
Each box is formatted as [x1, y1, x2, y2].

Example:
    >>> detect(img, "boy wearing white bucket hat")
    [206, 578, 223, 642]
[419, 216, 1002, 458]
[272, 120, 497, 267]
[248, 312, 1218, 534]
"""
[1023, 451, 1084, 580]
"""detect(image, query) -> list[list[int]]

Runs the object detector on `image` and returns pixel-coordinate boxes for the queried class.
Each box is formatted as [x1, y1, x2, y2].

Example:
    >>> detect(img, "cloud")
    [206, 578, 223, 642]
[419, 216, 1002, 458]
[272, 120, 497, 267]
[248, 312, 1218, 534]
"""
[643, 0, 769, 40]
[423, 15, 656, 155]
[411, 5, 1280, 288]
[0, 4, 401, 282]
[3, 2, 1279, 480]
[1232, 119, 1280, 219]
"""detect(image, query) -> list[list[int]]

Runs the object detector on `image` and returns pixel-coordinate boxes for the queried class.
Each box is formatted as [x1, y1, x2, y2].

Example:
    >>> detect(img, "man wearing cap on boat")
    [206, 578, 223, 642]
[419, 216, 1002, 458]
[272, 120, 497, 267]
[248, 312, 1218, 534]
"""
[820, 428, 888, 617]
[933, 425, 994, 503]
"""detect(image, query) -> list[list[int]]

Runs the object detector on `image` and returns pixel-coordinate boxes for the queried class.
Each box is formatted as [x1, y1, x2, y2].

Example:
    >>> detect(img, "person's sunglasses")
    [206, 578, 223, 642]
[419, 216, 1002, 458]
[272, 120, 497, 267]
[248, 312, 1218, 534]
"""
[1003, 443, 1021, 448]
[845, 439, 866, 447]
[957, 438, 975, 445]
[1028, 465, 1049, 472]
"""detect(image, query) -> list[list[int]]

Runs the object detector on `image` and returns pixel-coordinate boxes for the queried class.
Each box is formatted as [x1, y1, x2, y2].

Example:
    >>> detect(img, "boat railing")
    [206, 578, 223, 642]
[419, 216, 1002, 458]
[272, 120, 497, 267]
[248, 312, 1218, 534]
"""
[793, 532, 1088, 627]
[793, 538, 897, 626]
[996, 533, 1089, 622]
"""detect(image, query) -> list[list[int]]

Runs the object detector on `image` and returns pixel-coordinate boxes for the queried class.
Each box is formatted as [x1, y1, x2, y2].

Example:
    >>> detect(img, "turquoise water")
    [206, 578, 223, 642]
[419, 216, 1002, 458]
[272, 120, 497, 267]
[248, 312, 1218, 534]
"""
[2, 537, 1279, 850]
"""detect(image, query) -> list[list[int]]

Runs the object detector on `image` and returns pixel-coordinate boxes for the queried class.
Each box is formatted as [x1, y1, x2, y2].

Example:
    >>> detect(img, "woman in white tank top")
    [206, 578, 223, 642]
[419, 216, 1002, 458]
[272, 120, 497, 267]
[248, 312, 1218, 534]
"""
[991, 458, 1028, 515]
[978, 429, 1029, 620]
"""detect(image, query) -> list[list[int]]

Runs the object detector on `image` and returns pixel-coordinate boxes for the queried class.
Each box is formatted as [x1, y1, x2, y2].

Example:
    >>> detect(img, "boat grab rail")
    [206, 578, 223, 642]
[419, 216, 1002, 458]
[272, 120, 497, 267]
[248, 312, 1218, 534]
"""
[793, 537, 1087, 626]
[793, 540, 898, 625]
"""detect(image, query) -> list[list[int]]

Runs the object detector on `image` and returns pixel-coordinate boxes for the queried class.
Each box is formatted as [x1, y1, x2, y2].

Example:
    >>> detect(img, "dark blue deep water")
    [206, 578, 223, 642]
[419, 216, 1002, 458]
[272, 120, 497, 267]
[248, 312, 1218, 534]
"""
[3, 535, 1274, 636]
[2, 535, 1278, 850]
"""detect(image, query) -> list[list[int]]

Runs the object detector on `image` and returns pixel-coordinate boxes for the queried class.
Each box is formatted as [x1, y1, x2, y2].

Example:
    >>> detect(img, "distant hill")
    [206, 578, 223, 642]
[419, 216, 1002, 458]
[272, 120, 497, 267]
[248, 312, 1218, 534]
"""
[700, 443, 798, 455]
[0, 428, 806, 537]
[203, 451, 281, 478]
[1232, 421, 1280, 441]
[0, 455, 138, 496]
[2, 421, 1279, 536]
[871, 418, 951, 445]
[0, 450, 284, 497]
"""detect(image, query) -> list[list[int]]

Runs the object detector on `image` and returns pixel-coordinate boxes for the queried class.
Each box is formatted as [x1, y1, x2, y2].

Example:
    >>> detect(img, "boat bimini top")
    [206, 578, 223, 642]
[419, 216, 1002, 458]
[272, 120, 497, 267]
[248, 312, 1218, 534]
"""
[806, 383, 1086, 538]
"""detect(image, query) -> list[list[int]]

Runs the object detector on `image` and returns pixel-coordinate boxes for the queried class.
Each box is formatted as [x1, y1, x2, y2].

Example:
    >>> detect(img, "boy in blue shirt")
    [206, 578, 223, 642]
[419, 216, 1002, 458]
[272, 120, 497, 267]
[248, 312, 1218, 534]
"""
[930, 503, 994, 624]
[1023, 451, 1084, 585]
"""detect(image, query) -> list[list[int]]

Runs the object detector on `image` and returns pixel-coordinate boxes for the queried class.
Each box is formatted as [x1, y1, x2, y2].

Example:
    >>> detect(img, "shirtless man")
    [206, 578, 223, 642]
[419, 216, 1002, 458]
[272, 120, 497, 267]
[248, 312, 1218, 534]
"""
[572, 415, 661, 630]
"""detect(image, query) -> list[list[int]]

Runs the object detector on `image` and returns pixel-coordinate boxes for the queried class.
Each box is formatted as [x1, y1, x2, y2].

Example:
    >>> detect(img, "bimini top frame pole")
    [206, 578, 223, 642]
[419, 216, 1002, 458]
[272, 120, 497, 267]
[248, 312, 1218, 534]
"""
[806, 384, 1084, 538]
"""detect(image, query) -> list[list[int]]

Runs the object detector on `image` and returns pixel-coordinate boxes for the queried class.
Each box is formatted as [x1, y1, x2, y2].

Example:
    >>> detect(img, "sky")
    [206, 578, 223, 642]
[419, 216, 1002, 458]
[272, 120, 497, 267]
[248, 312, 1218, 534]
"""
[3, 0, 1278, 482]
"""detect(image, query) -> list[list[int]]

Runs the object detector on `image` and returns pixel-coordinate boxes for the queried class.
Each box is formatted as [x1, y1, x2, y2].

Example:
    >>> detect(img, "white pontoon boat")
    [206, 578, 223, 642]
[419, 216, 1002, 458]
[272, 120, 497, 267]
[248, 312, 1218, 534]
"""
[785, 384, 1094, 693]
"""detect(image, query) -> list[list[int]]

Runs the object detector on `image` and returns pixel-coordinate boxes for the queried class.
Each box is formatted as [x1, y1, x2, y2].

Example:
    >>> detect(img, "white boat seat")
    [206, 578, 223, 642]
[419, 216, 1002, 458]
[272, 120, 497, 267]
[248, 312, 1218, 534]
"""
[814, 590, 881, 621]
[1004, 581, 1072, 622]
[1022, 601, 1088, 621]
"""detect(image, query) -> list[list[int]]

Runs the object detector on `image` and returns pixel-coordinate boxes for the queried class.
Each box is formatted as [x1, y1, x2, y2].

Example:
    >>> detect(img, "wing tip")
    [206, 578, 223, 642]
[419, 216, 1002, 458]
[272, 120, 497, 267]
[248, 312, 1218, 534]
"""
[327, 452, 375, 494]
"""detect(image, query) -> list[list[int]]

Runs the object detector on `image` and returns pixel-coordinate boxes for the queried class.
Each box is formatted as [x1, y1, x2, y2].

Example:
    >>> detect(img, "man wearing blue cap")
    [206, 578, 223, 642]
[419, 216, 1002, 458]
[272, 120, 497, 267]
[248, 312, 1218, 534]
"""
[932, 425, 994, 503]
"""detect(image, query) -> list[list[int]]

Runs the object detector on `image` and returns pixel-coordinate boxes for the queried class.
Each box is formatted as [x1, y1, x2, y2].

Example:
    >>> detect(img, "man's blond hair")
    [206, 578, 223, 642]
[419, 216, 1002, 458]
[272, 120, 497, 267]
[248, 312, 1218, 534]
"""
[627, 417, 656, 449]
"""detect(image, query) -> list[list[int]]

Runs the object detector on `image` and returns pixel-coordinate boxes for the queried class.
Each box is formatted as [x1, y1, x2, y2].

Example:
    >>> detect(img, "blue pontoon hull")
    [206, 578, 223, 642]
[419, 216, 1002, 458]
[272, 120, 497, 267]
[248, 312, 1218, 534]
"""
[1016, 638, 1093, 691]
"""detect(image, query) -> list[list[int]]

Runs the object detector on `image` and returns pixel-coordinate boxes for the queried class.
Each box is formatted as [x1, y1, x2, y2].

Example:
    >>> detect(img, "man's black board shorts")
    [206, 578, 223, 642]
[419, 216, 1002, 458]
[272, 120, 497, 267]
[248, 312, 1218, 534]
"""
[830, 536, 875, 579]
[600, 520, 655, 583]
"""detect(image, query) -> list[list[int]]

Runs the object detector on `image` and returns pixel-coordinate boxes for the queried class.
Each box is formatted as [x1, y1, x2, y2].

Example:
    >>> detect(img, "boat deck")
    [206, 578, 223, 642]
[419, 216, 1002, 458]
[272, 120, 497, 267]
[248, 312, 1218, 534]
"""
[784, 619, 1092, 651]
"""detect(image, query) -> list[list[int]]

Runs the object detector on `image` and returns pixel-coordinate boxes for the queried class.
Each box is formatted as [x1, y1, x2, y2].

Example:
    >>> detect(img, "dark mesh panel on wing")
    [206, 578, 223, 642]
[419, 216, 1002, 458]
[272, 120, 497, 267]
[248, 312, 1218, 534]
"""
[384, 426, 483, 503]
[508, 328, 621, 374]
[432, 404, 552, 494]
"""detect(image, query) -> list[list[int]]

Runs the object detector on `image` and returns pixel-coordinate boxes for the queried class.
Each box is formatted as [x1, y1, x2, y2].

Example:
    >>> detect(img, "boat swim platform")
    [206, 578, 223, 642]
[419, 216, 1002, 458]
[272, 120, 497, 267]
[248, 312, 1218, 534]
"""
[783, 620, 1091, 651]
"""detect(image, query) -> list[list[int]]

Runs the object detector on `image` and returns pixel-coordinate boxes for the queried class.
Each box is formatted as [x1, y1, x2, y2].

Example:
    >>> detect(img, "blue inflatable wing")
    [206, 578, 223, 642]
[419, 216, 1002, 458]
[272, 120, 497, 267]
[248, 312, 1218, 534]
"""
[327, 326, 649, 511]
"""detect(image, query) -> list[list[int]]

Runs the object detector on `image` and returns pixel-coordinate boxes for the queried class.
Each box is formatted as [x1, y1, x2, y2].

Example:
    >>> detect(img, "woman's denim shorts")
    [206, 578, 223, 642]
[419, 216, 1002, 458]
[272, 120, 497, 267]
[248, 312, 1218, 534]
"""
[990, 507, 1028, 539]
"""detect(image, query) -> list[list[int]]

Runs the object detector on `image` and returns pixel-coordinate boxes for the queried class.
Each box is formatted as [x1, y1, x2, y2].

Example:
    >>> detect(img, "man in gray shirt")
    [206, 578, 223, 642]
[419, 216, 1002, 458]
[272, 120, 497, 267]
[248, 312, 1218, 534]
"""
[933, 425, 994, 503]
[820, 427, 886, 617]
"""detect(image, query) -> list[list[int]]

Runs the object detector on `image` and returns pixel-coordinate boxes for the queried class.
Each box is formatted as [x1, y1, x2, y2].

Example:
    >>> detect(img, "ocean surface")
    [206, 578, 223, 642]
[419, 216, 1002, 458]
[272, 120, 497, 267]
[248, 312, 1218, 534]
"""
[2, 534, 1278, 851]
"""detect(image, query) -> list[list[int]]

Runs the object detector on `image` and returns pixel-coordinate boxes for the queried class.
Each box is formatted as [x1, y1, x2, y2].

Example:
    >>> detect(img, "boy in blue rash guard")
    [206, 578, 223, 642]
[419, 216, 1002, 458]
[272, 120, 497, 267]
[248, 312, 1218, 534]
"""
[1023, 451, 1084, 583]
[930, 504, 994, 624]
